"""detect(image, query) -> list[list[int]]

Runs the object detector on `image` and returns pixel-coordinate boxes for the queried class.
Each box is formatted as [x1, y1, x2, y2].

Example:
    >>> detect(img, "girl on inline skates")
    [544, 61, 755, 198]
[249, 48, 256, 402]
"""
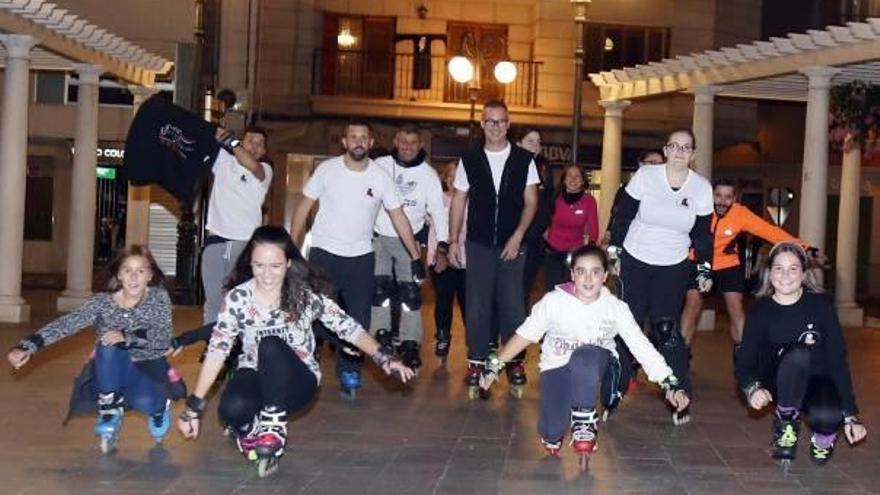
[176, 226, 413, 477]
[479, 245, 689, 467]
[7, 245, 182, 453]
[735, 241, 867, 467]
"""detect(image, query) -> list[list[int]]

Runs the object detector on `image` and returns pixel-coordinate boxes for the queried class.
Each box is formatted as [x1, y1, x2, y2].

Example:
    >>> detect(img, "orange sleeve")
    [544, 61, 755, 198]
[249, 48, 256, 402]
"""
[736, 204, 806, 247]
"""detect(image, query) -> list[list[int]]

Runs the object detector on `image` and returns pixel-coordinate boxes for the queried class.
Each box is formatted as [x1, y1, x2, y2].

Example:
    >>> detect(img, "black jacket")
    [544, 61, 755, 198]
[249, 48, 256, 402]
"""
[123, 94, 220, 207]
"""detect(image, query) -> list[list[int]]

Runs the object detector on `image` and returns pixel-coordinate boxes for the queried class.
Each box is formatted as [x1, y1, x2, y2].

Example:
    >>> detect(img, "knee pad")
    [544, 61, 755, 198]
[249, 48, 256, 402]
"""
[399, 282, 422, 311]
[652, 317, 682, 349]
[372, 275, 395, 307]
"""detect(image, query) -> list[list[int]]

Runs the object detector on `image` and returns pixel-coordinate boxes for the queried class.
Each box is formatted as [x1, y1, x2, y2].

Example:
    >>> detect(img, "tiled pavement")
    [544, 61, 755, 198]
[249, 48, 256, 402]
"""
[1, 290, 879, 495]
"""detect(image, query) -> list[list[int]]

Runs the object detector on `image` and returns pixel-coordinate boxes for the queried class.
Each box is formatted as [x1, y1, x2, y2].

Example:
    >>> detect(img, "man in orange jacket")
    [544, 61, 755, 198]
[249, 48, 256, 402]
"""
[680, 178, 821, 347]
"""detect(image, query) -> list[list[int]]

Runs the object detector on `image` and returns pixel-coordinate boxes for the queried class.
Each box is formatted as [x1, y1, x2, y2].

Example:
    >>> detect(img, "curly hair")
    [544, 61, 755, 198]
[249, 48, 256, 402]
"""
[224, 226, 335, 317]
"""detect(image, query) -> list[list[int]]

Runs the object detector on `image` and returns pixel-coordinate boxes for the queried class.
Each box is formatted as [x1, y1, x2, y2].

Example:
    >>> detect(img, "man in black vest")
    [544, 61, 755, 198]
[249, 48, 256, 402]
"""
[448, 100, 539, 399]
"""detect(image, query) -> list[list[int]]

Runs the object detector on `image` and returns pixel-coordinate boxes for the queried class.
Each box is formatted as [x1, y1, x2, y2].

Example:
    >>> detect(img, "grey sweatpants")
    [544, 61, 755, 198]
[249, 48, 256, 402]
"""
[201, 239, 247, 324]
[370, 235, 424, 343]
[538, 345, 610, 442]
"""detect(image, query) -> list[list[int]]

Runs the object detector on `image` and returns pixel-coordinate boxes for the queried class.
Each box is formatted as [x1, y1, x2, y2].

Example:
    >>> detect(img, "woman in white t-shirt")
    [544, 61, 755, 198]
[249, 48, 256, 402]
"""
[479, 245, 689, 462]
[607, 128, 713, 426]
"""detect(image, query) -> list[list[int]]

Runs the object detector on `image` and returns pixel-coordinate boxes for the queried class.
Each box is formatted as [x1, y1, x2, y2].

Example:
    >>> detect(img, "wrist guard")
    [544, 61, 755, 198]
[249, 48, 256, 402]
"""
[659, 375, 683, 394]
[743, 381, 762, 400]
[185, 394, 207, 417]
[216, 130, 241, 154]
[695, 262, 713, 293]
[485, 353, 506, 375]
[411, 259, 427, 284]
[844, 415, 862, 426]
[371, 345, 397, 368]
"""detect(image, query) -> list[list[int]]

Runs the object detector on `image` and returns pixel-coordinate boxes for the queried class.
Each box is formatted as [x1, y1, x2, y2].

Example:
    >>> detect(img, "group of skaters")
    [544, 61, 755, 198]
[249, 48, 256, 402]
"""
[6, 99, 867, 476]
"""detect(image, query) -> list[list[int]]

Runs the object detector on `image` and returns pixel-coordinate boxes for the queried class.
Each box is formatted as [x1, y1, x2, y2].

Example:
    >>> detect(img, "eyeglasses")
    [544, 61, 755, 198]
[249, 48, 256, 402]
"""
[664, 143, 694, 154]
[483, 119, 509, 128]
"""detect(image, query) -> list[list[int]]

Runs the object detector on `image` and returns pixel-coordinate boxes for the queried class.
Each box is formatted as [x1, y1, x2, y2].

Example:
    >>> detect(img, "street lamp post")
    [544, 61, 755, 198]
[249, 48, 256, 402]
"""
[571, 0, 591, 164]
[448, 54, 518, 145]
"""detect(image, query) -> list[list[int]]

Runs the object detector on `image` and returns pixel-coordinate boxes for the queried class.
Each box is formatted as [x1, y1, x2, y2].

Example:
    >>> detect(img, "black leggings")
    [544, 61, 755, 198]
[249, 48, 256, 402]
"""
[431, 266, 466, 334]
[218, 337, 317, 430]
[617, 250, 693, 394]
[774, 345, 843, 434]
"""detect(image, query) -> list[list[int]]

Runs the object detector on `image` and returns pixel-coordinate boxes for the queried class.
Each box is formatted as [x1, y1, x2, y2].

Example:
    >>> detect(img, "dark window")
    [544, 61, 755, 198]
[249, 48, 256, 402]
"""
[319, 13, 395, 98]
[35, 71, 66, 104]
[445, 22, 509, 103]
[585, 23, 669, 74]
[25, 176, 53, 241]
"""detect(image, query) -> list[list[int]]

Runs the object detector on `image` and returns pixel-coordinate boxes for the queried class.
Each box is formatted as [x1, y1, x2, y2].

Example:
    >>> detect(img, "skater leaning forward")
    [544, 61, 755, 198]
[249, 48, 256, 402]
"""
[735, 241, 867, 466]
[607, 127, 713, 425]
[7, 246, 184, 453]
[176, 226, 413, 476]
[480, 245, 689, 460]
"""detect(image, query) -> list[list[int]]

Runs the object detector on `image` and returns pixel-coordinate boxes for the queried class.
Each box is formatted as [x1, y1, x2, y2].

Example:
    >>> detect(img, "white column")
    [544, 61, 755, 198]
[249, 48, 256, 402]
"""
[0, 35, 35, 323]
[598, 100, 631, 236]
[692, 85, 721, 179]
[58, 64, 104, 312]
[798, 66, 840, 286]
[835, 144, 864, 326]
[125, 85, 158, 247]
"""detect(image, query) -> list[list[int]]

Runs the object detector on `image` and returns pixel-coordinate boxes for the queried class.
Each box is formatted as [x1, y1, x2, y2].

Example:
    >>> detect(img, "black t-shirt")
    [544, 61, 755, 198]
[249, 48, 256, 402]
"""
[735, 291, 858, 415]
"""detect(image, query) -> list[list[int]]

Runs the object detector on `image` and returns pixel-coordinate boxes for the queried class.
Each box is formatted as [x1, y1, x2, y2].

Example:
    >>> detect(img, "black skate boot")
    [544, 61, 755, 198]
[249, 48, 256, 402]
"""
[398, 340, 422, 373]
[435, 327, 451, 364]
[570, 407, 599, 470]
[809, 433, 836, 466]
[772, 410, 800, 469]
[254, 406, 287, 478]
[506, 360, 527, 399]
[465, 360, 488, 400]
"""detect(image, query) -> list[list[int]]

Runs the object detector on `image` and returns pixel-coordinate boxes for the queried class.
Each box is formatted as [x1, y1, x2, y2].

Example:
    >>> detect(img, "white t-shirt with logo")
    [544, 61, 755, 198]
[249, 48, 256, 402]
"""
[206, 149, 273, 241]
[517, 285, 673, 380]
[303, 155, 402, 257]
[372, 155, 448, 242]
[622, 165, 713, 265]
[453, 143, 540, 192]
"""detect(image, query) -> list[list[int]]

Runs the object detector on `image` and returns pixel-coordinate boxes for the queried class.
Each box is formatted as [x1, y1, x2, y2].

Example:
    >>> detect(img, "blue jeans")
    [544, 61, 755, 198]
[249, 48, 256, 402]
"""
[94, 344, 166, 415]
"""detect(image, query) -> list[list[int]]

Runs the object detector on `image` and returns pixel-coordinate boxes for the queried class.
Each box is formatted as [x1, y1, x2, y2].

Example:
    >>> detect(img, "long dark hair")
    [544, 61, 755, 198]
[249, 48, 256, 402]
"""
[224, 226, 334, 316]
[755, 241, 823, 297]
[106, 245, 165, 291]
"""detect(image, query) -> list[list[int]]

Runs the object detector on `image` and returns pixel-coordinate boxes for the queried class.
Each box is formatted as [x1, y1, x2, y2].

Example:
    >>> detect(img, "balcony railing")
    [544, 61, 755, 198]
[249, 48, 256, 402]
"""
[312, 49, 541, 108]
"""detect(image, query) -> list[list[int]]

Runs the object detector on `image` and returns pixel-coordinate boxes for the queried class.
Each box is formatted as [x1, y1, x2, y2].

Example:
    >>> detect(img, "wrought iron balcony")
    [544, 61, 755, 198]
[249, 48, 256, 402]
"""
[311, 49, 541, 108]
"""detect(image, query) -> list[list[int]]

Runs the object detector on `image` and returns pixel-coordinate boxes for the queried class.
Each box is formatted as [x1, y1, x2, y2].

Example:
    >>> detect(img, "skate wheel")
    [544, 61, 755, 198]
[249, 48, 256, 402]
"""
[340, 389, 357, 400]
[256, 457, 278, 478]
[778, 458, 792, 475]
[578, 452, 590, 471]
[467, 387, 480, 400]
[99, 435, 117, 455]
[438, 356, 447, 366]
[509, 385, 524, 399]
[246, 450, 258, 462]
[601, 409, 611, 422]
[672, 410, 691, 426]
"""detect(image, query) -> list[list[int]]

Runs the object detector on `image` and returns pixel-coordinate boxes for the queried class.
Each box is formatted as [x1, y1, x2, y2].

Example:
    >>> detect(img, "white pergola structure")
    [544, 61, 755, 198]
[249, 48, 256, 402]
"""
[0, 0, 172, 322]
[589, 20, 880, 326]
